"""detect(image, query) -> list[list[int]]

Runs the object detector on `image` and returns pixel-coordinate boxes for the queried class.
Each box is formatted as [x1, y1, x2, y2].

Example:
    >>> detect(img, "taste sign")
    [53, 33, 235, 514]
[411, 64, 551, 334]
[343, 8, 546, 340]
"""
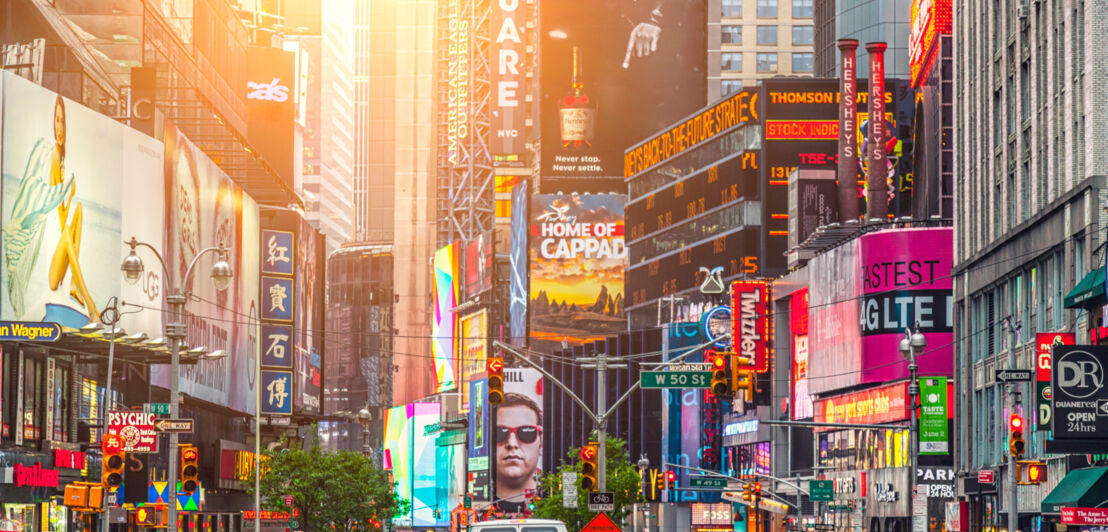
[108, 411, 159, 453]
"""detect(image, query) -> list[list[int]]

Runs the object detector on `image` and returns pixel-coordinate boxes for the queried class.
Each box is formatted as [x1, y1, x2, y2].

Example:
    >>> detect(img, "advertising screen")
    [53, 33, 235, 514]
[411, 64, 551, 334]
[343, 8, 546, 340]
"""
[295, 219, 325, 413]
[540, 0, 706, 185]
[509, 181, 529, 345]
[433, 243, 460, 392]
[791, 288, 813, 419]
[468, 378, 491, 500]
[458, 310, 488, 411]
[528, 194, 627, 353]
[661, 323, 715, 503]
[465, 231, 494, 298]
[383, 402, 442, 527]
[909, 0, 952, 88]
[808, 238, 861, 395]
[246, 46, 296, 188]
[732, 280, 770, 373]
[490, 0, 525, 155]
[494, 368, 543, 513]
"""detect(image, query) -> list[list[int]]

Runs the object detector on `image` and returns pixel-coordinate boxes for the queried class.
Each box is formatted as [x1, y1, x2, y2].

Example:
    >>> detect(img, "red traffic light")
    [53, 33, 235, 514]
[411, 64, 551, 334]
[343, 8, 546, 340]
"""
[579, 445, 596, 462]
[1027, 463, 1047, 483]
[182, 447, 199, 462]
[103, 434, 125, 453]
[710, 352, 726, 370]
[1009, 413, 1023, 431]
[666, 471, 675, 481]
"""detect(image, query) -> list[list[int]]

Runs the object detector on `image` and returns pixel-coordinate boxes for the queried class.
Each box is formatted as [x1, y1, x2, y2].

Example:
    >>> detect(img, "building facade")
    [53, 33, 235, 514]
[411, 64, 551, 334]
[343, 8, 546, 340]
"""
[711, 0, 817, 99]
[812, 0, 912, 80]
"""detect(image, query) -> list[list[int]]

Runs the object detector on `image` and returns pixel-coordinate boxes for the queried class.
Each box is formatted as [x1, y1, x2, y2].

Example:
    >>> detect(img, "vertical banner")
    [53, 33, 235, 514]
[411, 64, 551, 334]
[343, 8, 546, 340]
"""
[260, 229, 295, 417]
[16, 350, 23, 445]
[865, 42, 888, 220]
[790, 289, 813, 419]
[468, 378, 491, 500]
[494, 368, 543, 513]
[490, 0, 525, 155]
[919, 376, 948, 455]
[45, 358, 55, 442]
[837, 39, 860, 222]
[1036, 332, 1075, 430]
[731, 281, 770, 373]
[433, 243, 461, 392]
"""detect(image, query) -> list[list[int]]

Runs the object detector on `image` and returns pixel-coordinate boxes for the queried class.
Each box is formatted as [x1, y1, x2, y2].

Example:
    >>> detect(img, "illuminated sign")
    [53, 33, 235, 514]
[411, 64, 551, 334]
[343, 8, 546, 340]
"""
[765, 120, 839, 140]
[723, 419, 758, 437]
[626, 228, 758, 309]
[814, 382, 909, 428]
[447, 1, 471, 165]
[246, 78, 290, 102]
[625, 90, 759, 177]
[490, 0, 525, 154]
[54, 449, 86, 469]
[732, 280, 770, 373]
[909, 0, 952, 88]
[3, 462, 59, 488]
[700, 306, 732, 349]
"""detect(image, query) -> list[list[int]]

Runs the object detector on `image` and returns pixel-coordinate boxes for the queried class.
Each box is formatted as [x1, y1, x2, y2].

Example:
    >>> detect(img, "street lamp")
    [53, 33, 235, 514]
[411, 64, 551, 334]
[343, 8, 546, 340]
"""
[358, 407, 374, 461]
[899, 326, 926, 532]
[121, 236, 233, 532]
[636, 454, 650, 532]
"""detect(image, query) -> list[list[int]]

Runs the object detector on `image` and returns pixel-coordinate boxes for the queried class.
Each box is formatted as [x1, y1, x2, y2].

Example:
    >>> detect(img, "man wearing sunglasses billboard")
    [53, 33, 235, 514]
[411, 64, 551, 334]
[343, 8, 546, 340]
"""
[496, 392, 543, 512]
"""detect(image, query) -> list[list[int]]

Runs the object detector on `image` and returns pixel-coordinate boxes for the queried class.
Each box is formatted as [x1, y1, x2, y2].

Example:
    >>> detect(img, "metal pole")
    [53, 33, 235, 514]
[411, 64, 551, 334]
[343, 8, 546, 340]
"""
[255, 319, 262, 532]
[597, 346, 608, 492]
[167, 291, 185, 532]
[908, 342, 919, 532]
[101, 298, 119, 532]
[1007, 320, 1019, 532]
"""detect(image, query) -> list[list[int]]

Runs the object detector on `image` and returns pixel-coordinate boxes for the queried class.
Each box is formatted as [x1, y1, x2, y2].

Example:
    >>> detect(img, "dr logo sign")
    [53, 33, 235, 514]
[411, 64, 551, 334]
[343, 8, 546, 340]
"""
[1051, 346, 1108, 439]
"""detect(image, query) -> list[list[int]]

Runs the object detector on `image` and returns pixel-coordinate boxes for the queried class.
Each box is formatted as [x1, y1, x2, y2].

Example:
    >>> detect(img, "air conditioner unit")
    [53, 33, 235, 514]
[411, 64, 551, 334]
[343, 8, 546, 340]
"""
[1017, 5, 1029, 19]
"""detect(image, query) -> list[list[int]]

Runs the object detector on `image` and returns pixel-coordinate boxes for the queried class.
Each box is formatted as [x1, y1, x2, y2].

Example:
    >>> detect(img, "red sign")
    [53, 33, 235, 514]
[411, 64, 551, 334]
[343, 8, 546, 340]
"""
[1037, 332, 1075, 382]
[108, 411, 158, 453]
[11, 462, 59, 488]
[814, 382, 909, 428]
[732, 280, 770, 373]
[54, 449, 86, 469]
[581, 513, 621, 532]
[241, 510, 299, 520]
[1062, 507, 1108, 525]
[283, 495, 294, 507]
[765, 120, 839, 140]
[579, 445, 596, 462]
[908, 0, 952, 87]
[977, 470, 995, 484]
[486, 357, 503, 375]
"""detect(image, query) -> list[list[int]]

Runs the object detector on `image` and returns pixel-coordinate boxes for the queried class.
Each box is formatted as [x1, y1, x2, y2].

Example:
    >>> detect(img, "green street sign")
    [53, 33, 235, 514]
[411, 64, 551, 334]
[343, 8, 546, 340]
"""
[464, 495, 472, 509]
[144, 403, 171, 415]
[809, 480, 833, 501]
[689, 477, 727, 489]
[640, 371, 712, 389]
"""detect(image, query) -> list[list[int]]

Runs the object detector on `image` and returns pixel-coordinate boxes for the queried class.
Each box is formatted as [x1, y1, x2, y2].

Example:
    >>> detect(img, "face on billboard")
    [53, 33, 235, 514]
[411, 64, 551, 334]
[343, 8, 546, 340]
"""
[495, 368, 542, 511]
[540, 0, 706, 184]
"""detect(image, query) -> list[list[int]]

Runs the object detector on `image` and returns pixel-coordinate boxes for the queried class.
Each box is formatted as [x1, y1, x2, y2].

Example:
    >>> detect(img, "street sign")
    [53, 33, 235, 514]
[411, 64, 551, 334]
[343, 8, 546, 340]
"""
[283, 495, 294, 507]
[152, 419, 194, 433]
[689, 477, 728, 489]
[809, 480, 833, 501]
[581, 512, 620, 532]
[587, 491, 615, 512]
[0, 321, 61, 342]
[1052, 346, 1108, 444]
[995, 369, 1033, 382]
[640, 371, 712, 389]
[562, 471, 578, 509]
[107, 411, 158, 453]
[143, 403, 171, 416]
[463, 495, 472, 510]
[487, 358, 503, 374]
[977, 470, 995, 484]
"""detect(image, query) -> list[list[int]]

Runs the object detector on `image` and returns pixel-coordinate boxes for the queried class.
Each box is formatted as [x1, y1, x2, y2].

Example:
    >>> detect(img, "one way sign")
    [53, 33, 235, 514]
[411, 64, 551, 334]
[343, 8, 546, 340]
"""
[995, 369, 1033, 382]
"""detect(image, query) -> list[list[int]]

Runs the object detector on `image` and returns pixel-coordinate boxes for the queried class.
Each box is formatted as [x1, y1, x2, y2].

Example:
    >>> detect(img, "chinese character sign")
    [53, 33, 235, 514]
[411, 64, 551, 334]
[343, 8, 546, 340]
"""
[261, 276, 294, 322]
[261, 370, 293, 415]
[262, 230, 294, 275]
[261, 324, 293, 368]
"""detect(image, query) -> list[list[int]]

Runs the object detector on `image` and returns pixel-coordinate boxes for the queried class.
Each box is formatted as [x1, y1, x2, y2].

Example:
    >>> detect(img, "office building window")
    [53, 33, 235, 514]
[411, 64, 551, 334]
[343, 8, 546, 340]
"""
[793, 0, 813, 17]
[722, 0, 742, 17]
[722, 52, 744, 71]
[792, 52, 813, 72]
[792, 26, 813, 45]
[757, 53, 778, 72]
[757, 0, 777, 17]
[722, 80, 745, 96]
[722, 25, 743, 44]
[757, 26, 778, 45]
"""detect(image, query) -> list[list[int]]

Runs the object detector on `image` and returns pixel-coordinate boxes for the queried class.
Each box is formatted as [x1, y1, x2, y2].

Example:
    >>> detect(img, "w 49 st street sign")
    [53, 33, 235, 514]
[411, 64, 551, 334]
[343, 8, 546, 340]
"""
[640, 371, 711, 389]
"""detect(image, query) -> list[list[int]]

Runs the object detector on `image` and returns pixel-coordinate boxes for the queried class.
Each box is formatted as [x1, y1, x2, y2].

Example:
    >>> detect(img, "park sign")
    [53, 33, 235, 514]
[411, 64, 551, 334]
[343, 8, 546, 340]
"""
[0, 321, 60, 341]
[1050, 346, 1108, 445]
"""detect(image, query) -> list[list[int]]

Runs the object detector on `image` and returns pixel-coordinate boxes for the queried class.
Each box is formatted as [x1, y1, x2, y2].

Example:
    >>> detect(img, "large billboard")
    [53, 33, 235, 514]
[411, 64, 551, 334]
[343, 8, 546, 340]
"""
[384, 402, 442, 528]
[490, 0, 525, 155]
[459, 310, 488, 411]
[909, 0, 952, 88]
[464, 231, 494, 299]
[808, 238, 861, 395]
[790, 289, 813, 420]
[468, 377, 491, 500]
[528, 194, 626, 353]
[540, 0, 706, 185]
[495, 368, 543, 513]
[433, 243, 460, 392]
[246, 46, 296, 188]
[159, 123, 260, 414]
[509, 181, 529, 345]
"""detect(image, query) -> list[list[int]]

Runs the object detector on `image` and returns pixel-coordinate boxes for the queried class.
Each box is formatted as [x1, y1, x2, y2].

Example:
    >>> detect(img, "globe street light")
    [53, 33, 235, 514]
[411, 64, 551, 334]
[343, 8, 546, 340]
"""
[899, 325, 926, 532]
[121, 236, 232, 532]
[358, 407, 374, 461]
[636, 454, 650, 532]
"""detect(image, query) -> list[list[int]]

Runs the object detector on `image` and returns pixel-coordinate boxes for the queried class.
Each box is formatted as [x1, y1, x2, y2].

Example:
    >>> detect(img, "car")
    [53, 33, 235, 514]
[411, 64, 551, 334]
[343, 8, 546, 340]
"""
[469, 518, 568, 532]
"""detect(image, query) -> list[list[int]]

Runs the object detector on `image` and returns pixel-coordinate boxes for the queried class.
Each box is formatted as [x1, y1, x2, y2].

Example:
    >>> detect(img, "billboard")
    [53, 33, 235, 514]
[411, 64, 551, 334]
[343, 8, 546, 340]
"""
[246, 46, 296, 188]
[465, 231, 494, 298]
[732, 281, 770, 373]
[541, 0, 706, 184]
[158, 123, 260, 414]
[528, 194, 626, 353]
[459, 310, 488, 410]
[1036, 332, 1075, 429]
[295, 218, 324, 413]
[909, 0, 952, 88]
[509, 181, 529, 345]
[384, 402, 442, 527]
[433, 243, 460, 392]
[468, 378, 491, 500]
[494, 367, 543, 513]
[808, 238, 861, 395]
[790, 289, 813, 420]
[661, 323, 719, 503]
[490, 0, 525, 154]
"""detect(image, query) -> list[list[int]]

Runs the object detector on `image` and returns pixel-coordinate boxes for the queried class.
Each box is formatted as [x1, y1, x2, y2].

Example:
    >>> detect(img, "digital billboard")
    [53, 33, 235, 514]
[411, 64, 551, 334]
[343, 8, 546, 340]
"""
[458, 310, 488, 411]
[384, 402, 442, 528]
[909, 0, 952, 88]
[468, 378, 491, 500]
[509, 181, 529, 345]
[732, 280, 770, 373]
[661, 323, 719, 503]
[295, 218, 325, 413]
[528, 194, 626, 353]
[246, 46, 296, 188]
[541, 0, 706, 185]
[433, 243, 460, 392]
[494, 368, 543, 513]
[790, 288, 813, 420]
[808, 238, 861, 395]
[490, 0, 525, 155]
[464, 231, 494, 298]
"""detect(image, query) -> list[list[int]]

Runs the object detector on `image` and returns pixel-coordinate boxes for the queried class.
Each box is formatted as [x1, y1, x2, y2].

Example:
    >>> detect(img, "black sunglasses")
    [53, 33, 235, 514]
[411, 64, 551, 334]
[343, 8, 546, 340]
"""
[497, 425, 542, 444]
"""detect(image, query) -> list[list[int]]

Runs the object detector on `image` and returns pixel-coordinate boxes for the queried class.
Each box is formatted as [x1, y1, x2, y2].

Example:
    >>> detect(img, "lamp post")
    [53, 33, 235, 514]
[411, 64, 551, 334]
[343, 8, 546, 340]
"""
[636, 454, 650, 532]
[121, 236, 233, 532]
[358, 406, 374, 462]
[899, 326, 926, 532]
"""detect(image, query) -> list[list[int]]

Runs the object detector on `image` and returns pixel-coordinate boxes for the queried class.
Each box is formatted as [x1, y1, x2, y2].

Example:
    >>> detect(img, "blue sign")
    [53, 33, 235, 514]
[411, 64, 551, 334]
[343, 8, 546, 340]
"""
[261, 230, 295, 275]
[261, 370, 294, 415]
[261, 324, 294, 368]
[700, 306, 732, 349]
[260, 276, 294, 322]
[0, 321, 61, 342]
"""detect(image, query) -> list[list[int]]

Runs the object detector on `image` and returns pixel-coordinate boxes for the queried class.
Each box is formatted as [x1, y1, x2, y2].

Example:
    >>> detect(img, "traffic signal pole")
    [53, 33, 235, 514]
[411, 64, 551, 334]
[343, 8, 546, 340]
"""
[1004, 318, 1020, 532]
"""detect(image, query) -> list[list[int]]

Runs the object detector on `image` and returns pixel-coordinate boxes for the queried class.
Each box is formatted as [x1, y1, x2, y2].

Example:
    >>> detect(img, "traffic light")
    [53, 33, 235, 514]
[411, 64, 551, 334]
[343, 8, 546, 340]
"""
[753, 482, 762, 500]
[742, 483, 752, 501]
[732, 365, 755, 402]
[1021, 461, 1047, 485]
[488, 357, 504, 405]
[655, 471, 666, 492]
[709, 351, 731, 398]
[1008, 413, 1025, 458]
[134, 506, 157, 527]
[666, 470, 676, 490]
[580, 444, 598, 491]
[102, 434, 125, 490]
[180, 444, 200, 493]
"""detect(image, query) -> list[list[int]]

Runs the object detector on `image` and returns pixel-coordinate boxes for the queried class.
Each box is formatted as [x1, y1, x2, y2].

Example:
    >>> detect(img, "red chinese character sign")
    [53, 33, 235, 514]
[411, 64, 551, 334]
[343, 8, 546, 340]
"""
[732, 281, 769, 373]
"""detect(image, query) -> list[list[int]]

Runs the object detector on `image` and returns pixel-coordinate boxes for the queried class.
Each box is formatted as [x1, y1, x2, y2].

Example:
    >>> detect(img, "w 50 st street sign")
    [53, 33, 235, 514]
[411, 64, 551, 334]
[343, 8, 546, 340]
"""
[640, 371, 711, 389]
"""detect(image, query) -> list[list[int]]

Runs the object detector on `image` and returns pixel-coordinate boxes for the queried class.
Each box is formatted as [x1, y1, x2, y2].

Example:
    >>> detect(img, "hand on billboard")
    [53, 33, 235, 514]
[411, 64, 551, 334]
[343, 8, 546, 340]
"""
[622, 22, 661, 69]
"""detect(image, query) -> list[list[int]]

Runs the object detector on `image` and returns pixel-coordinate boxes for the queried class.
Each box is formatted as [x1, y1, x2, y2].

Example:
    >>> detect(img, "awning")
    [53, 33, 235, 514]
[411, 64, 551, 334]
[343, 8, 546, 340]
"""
[1064, 268, 1107, 309]
[1042, 467, 1108, 514]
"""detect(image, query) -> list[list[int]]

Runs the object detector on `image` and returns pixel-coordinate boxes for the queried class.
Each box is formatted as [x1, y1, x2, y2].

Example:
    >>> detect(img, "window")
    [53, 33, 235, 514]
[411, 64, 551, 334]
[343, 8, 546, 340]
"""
[792, 52, 813, 72]
[757, 53, 778, 72]
[80, 377, 99, 444]
[722, 25, 742, 44]
[757, 26, 778, 45]
[757, 0, 777, 17]
[792, 25, 813, 45]
[722, 0, 742, 17]
[722, 52, 744, 71]
[792, 0, 813, 17]
[53, 364, 69, 441]
[722, 80, 744, 96]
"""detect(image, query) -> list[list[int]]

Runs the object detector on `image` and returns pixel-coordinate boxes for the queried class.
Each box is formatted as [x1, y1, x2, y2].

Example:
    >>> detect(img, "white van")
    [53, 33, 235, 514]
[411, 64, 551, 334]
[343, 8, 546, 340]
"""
[468, 518, 569, 532]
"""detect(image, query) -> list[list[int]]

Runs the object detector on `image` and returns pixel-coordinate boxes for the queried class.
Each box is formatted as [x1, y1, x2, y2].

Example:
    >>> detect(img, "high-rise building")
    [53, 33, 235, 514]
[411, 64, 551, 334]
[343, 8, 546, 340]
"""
[953, 2, 1108, 528]
[711, 0, 816, 100]
[313, 0, 356, 251]
[811, 0, 911, 79]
